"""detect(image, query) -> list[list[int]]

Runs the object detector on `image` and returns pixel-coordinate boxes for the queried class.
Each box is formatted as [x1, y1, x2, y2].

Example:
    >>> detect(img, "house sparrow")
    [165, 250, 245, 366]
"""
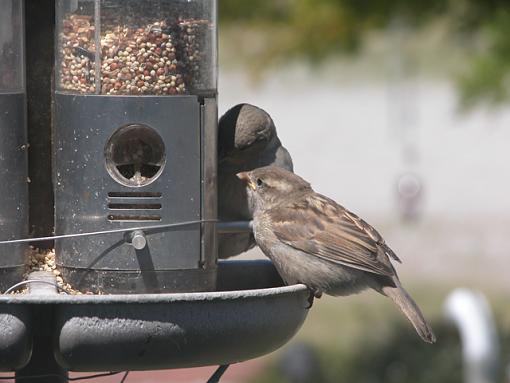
[218, 104, 293, 259]
[237, 166, 436, 344]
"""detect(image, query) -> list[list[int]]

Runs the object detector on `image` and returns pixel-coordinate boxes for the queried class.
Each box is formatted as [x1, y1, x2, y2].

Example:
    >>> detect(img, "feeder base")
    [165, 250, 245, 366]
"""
[0, 260, 310, 373]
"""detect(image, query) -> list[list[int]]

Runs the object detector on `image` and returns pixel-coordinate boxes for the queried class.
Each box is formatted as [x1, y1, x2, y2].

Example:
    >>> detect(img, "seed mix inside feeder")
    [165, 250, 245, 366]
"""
[58, 0, 212, 95]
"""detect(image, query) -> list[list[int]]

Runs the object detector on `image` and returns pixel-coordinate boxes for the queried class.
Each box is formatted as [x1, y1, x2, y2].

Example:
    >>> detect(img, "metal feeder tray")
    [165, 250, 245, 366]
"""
[0, 260, 310, 372]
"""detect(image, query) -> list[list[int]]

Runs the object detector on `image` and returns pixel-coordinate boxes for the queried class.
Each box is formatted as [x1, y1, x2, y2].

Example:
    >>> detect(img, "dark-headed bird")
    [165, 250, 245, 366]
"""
[218, 104, 293, 259]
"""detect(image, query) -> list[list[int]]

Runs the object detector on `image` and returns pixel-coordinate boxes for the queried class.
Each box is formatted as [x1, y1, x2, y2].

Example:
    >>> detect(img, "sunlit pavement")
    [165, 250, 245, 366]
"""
[69, 358, 264, 383]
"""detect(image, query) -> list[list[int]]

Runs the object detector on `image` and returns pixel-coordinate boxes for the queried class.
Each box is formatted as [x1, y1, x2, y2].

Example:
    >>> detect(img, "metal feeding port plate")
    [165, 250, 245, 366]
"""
[0, 260, 310, 372]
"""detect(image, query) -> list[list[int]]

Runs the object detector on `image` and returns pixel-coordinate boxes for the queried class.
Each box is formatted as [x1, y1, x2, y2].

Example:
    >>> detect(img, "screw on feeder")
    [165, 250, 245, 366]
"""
[127, 230, 147, 250]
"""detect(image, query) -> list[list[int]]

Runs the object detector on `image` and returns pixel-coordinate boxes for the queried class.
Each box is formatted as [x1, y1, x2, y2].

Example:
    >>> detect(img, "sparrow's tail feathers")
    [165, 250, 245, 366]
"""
[382, 284, 436, 344]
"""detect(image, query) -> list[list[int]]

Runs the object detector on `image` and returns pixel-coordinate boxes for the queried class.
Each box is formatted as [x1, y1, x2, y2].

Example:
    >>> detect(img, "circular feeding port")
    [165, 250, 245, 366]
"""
[105, 124, 166, 187]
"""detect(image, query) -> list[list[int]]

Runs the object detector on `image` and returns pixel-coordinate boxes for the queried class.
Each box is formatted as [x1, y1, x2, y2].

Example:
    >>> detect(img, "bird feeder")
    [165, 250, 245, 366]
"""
[54, 0, 218, 293]
[0, 0, 28, 292]
[0, 1, 310, 380]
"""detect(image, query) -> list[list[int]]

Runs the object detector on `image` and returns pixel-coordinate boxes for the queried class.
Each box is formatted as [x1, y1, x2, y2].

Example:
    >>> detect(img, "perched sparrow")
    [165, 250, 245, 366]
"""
[218, 104, 293, 259]
[237, 166, 436, 343]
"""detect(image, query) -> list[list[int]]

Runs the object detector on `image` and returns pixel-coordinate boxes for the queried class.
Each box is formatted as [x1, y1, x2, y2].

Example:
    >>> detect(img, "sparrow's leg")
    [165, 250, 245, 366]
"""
[306, 288, 323, 309]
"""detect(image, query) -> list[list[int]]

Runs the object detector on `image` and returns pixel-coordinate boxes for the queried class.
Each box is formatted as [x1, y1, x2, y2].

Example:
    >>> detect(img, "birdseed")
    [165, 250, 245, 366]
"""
[58, 9, 211, 95]
[27, 247, 93, 295]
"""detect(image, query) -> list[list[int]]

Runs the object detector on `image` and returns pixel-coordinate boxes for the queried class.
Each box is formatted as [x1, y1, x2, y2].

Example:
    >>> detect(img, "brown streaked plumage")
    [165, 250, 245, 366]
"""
[237, 166, 436, 344]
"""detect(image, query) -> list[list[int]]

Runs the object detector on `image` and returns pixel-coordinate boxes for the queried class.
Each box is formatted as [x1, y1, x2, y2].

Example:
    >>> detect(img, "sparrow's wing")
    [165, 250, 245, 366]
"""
[269, 194, 400, 277]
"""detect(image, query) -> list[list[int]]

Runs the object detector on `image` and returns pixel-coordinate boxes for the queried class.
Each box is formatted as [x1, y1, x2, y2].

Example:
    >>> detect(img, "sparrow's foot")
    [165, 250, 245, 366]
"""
[306, 292, 315, 309]
[305, 288, 322, 309]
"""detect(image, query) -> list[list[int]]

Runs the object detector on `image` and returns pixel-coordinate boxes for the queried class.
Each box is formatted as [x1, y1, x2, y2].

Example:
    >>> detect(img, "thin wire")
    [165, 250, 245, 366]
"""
[69, 372, 124, 381]
[119, 371, 129, 383]
[0, 219, 217, 245]
[206, 365, 230, 383]
[3, 279, 59, 295]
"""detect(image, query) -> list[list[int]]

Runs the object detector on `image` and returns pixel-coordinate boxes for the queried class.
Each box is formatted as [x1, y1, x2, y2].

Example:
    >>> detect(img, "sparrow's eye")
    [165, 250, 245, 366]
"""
[256, 178, 264, 187]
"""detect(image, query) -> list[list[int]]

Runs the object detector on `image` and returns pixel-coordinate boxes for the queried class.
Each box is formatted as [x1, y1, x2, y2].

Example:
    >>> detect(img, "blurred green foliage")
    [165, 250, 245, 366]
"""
[247, 287, 510, 383]
[252, 323, 466, 383]
[253, 322, 510, 383]
[219, 0, 510, 107]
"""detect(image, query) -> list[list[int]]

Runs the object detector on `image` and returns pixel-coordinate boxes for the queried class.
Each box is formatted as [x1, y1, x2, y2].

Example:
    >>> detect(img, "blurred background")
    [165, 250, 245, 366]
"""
[75, 1, 510, 382]
[217, 1, 510, 382]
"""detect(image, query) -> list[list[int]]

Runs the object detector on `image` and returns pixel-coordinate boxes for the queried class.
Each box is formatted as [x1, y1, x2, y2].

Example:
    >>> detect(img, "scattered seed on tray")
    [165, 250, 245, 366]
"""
[28, 247, 94, 295]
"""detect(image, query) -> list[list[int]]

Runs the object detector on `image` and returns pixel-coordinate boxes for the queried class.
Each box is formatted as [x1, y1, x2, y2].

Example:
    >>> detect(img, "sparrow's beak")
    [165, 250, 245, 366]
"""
[236, 172, 256, 190]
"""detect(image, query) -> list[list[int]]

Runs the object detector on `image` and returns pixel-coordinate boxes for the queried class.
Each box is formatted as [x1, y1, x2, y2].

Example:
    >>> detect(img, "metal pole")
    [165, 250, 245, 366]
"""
[217, 221, 253, 234]
[16, 272, 68, 383]
[25, 0, 55, 248]
[444, 288, 500, 383]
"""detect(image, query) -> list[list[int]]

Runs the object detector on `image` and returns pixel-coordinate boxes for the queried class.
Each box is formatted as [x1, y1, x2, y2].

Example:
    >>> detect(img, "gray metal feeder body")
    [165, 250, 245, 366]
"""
[0, 1, 313, 380]
[0, 0, 28, 292]
[54, 0, 218, 294]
